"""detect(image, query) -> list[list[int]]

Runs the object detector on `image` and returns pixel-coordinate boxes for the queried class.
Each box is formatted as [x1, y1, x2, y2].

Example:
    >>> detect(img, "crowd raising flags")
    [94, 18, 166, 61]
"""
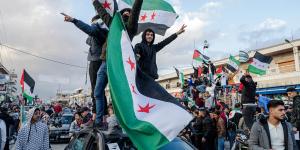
[107, 13, 193, 150]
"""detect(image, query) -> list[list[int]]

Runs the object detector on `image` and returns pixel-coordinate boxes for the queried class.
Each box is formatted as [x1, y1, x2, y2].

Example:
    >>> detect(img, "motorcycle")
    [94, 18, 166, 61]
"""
[231, 129, 249, 150]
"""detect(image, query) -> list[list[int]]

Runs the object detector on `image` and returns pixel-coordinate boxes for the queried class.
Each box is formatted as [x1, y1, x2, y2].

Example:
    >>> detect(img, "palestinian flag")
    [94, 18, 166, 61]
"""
[20, 69, 35, 104]
[227, 55, 240, 73]
[107, 13, 193, 149]
[239, 50, 249, 63]
[118, 0, 178, 35]
[193, 49, 210, 63]
[97, 0, 118, 16]
[248, 52, 273, 75]
[216, 65, 223, 77]
[174, 67, 184, 88]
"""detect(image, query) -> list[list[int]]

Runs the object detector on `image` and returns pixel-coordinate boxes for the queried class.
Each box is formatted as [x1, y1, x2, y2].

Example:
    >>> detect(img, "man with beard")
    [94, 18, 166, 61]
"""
[91, 0, 143, 127]
[249, 100, 294, 150]
[134, 25, 186, 80]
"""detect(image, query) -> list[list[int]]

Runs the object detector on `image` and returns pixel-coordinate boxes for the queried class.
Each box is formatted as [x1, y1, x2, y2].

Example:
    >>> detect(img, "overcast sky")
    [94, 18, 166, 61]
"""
[0, 0, 299, 99]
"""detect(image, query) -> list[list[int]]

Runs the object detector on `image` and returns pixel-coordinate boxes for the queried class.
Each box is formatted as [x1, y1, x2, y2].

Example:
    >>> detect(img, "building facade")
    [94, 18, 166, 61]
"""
[157, 39, 300, 98]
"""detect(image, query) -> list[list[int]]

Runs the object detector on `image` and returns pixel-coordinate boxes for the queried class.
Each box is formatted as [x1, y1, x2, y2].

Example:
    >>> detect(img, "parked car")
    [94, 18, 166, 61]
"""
[49, 113, 74, 143]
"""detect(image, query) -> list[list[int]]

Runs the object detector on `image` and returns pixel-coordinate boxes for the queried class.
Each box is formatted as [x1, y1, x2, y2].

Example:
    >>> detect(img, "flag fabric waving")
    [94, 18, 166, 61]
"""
[174, 67, 185, 88]
[227, 55, 240, 73]
[20, 69, 35, 103]
[106, 12, 193, 150]
[118, 0, 178, 35]
[193, 49, 210, 63]
[216, 65, 223, 77]
[97, 0, 118, 16]
[239, 50, 249, 63]
[248, 52, 273, 75]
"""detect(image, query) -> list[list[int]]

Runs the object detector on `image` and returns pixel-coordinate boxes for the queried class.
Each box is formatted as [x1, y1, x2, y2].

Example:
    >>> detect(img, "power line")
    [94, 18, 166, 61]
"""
[0, 44, 86, 69]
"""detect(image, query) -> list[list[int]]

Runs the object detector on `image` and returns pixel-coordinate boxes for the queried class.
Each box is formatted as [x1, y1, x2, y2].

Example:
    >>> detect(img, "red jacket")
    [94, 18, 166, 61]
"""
[53, 104, 62, 113]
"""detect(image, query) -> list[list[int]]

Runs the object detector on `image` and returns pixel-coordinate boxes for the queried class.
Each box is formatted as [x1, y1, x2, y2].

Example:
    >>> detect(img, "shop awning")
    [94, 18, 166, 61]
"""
[256, 84, 300, 95]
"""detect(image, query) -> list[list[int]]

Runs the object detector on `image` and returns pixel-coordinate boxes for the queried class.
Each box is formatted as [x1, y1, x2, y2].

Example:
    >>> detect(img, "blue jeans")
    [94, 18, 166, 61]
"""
[94, 62, 108, 124]
[196, 85, 206, 93]
[228, 131, 236, 148]
[218, 137, 224, 150]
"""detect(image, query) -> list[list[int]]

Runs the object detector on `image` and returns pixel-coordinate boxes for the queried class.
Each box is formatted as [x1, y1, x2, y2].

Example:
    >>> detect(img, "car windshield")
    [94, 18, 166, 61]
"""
[159, 138, 195, 150]
[61, 116, 73, 124]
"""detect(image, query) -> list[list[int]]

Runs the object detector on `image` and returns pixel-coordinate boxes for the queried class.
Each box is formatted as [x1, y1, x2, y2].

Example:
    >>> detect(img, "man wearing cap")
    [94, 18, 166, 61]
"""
[287, 87, 300, 148]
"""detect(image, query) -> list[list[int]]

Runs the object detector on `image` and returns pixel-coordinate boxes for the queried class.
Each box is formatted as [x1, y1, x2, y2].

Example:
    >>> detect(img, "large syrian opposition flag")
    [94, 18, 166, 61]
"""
[248, 52, 273, 75]
[118, 0, 178, 35]
[193, 49, 210, 63]
[227, 55, 240, 73]
[107, 13, 193, 149]
[20, 69, 35, 103]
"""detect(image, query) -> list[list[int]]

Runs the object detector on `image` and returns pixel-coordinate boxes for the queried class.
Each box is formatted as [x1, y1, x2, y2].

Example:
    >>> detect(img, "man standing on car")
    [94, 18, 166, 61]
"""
[63, 14, 108, 121]
[240, 72, 257, 129]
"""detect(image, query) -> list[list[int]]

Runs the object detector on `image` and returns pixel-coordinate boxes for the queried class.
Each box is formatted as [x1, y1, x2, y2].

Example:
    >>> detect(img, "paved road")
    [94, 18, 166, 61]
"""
[10, 143, 67, 150]
[51, 143, 68, 150]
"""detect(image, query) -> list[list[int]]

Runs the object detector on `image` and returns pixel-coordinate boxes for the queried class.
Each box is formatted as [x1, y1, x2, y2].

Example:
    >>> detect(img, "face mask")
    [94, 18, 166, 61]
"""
[122, 15, 129, 23]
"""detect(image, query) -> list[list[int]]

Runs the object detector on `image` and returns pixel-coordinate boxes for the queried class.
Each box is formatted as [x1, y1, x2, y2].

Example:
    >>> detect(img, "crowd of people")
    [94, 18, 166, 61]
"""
[173, 63, 300, 150]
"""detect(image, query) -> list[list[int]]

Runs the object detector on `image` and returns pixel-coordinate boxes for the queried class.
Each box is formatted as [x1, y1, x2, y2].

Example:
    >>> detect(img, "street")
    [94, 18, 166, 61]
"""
[11, 143, 67, 150]
[51, 144, 68, 150]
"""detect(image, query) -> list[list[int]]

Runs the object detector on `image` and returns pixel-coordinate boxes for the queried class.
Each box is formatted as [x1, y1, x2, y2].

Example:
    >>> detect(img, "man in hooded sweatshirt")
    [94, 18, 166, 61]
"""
[91, 0, 143, 126]
[16, 108, 49, 150]
[134, 25, 187, 80]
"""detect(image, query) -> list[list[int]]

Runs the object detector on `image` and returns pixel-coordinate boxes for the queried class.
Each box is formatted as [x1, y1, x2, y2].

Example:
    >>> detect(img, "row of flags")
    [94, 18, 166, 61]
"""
[97, 0, 177, 35]
[191, 49, 273, 75]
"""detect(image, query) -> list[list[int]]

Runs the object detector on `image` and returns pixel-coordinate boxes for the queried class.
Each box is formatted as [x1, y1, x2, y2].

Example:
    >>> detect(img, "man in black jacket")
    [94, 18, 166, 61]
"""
[197, 109, 216, 150]
[134, 25, 186, 79]
[240, 72, 257, 129]
[91, 0, 143, 126]
[0, 107, 14, 150]
[287, 87, 300, 148]
[63, 14, 108, 120]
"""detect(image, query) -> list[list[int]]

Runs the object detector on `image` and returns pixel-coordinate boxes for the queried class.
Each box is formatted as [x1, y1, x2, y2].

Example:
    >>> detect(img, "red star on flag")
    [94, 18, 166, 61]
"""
[151, 12, 156, 20]
[102, 0, 111, 10]
[248, 58, 253, 64]
[131, 84, 137, 94]
[126, 57, 135, 71]
[138, 103, 156, 113]
[140, 13, 147, 21]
